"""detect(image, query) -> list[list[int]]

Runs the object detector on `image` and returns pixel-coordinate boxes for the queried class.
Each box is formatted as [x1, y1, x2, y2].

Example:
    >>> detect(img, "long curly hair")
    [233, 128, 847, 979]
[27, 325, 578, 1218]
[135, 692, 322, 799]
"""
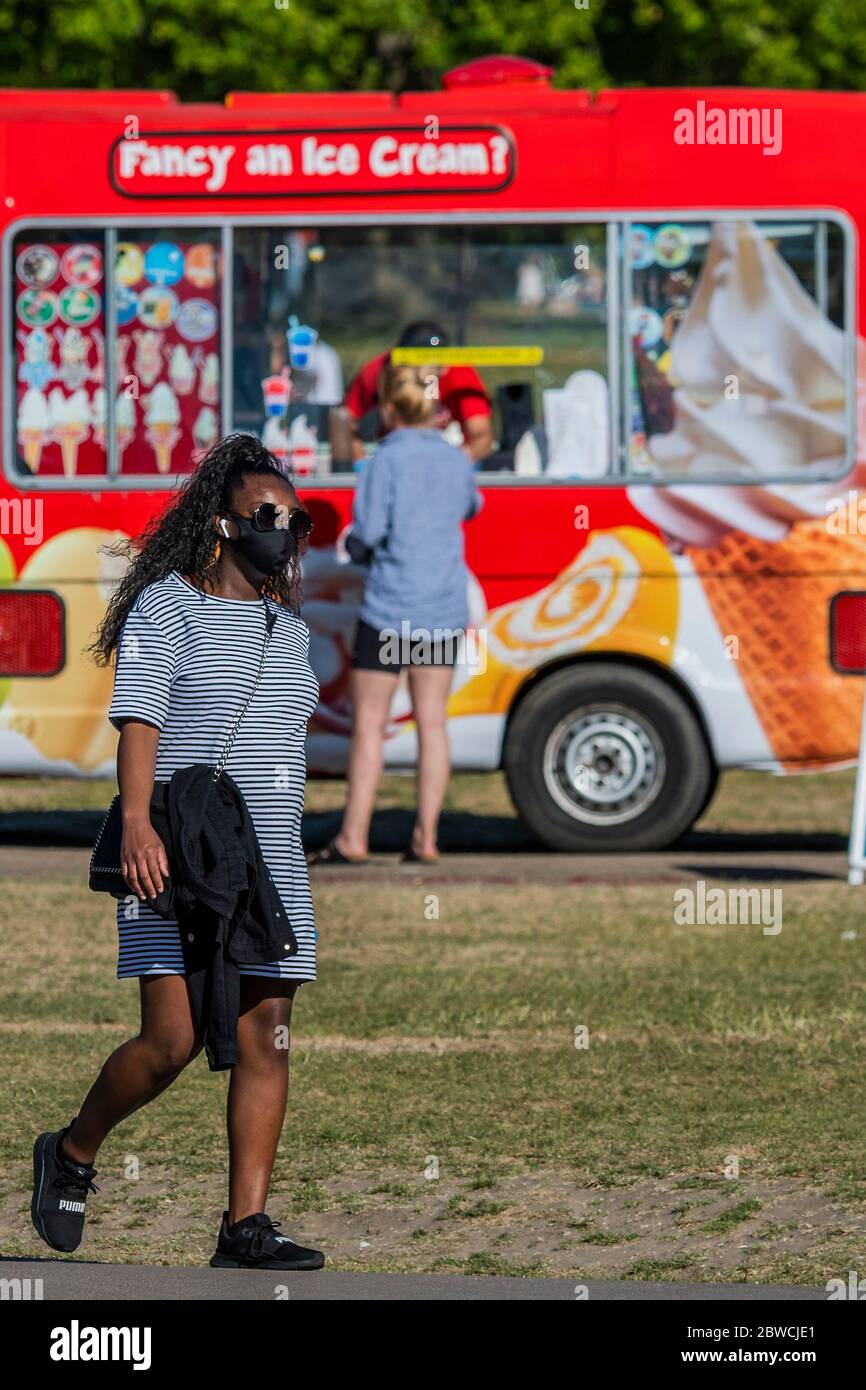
[91, 434, 302, 666]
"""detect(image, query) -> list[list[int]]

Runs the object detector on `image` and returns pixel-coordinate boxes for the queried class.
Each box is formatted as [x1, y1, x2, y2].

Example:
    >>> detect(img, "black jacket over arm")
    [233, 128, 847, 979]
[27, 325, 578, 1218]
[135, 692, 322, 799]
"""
[148, 766, 297, 1071]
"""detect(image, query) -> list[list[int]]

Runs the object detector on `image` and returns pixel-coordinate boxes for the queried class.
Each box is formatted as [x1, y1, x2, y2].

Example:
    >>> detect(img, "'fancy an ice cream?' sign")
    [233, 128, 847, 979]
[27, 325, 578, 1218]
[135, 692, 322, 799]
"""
[111, 127, 514, 198]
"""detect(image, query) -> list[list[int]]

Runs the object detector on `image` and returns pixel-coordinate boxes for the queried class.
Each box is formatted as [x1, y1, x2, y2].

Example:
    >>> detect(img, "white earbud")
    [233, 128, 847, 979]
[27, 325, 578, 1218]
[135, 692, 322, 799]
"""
[219, 519, 230, 538]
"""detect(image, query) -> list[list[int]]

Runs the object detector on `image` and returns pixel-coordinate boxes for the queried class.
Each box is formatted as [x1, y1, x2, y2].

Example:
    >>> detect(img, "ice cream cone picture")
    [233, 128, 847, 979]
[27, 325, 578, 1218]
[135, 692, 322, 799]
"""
[91, 386, 107, 450]
[55, 326, 93, 391]
[114, 333, 131, 381]
[199, 352, 219, 405]
[90, 328, 106, 387]
[17, 327, 57, 391]
[0, 528, 130, 771]
[148, 424, 180, 474]
[449, 527, 679, 720]
[192, 405, 218, 455]
[17, 387, 50, 473]
[167, 343, 197, 396]
[48, 387, 90, 477]
[116, 391, 136, 461]
[142, 382, 181, 473]
[132, 329, 164, 388]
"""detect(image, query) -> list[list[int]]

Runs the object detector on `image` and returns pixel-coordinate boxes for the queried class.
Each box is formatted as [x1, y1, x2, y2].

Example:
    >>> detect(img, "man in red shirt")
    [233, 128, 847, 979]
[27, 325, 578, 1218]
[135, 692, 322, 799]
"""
[344, 321, 494, 463]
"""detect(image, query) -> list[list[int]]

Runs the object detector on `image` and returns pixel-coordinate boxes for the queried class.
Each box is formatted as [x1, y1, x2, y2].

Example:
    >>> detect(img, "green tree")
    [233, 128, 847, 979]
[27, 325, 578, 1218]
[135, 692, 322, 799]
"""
[0, 0, 864, 96]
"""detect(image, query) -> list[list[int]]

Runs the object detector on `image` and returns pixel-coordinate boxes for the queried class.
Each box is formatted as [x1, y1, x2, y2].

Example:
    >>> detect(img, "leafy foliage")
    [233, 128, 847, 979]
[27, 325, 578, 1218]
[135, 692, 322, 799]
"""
[0, 0, 864, 98]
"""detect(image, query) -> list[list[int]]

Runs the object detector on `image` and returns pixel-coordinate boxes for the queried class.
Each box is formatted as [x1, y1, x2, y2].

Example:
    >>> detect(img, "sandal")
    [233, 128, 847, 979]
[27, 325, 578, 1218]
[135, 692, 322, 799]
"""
[308, 840, 369, 866]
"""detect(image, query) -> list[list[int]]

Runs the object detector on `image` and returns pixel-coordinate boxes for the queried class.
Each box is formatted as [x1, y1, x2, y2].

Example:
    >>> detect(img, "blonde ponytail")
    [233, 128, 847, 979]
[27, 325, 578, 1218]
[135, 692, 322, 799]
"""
[380, 363, 437, 426]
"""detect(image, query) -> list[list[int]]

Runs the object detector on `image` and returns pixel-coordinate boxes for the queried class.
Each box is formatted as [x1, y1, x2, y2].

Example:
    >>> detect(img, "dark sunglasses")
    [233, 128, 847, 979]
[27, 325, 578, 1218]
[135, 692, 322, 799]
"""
[228, 503, 313, 539]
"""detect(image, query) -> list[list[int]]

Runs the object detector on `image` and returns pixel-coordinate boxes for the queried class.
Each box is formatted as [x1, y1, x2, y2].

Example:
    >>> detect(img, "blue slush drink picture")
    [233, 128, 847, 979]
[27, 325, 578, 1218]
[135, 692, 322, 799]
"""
[287, 317, 318, 371]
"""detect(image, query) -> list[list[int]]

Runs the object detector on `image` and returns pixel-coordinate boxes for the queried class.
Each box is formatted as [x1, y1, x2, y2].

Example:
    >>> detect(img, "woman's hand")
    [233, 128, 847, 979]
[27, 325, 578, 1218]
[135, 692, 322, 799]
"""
[116, 719, 166, 902]
[121, 815, 169, 902]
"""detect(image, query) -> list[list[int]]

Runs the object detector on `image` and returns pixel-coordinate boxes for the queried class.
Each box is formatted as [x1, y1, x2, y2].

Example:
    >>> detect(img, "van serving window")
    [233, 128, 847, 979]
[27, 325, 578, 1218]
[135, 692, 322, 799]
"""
[231, 221, 610, 480]
[7, 214, 851, 489]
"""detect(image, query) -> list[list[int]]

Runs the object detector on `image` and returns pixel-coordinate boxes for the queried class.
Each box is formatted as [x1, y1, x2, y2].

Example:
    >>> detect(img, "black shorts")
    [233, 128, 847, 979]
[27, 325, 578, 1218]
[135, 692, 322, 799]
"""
[351, 619, 465, 673]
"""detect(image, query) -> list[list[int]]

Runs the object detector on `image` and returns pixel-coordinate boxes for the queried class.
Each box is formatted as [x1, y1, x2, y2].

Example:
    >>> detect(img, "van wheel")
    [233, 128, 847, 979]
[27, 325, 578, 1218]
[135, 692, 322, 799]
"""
[503, 663, 712, 851]
[695, 761, 720, 825]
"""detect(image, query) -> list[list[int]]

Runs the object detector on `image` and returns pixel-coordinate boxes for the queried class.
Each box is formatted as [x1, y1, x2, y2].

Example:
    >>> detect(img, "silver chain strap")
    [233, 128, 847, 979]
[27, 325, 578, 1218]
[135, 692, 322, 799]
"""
[211, 603, 273, 783]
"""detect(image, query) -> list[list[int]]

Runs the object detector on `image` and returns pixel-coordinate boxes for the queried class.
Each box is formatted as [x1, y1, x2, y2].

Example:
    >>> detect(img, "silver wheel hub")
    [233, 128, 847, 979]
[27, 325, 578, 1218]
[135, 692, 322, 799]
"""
[542, 705, 664, 826]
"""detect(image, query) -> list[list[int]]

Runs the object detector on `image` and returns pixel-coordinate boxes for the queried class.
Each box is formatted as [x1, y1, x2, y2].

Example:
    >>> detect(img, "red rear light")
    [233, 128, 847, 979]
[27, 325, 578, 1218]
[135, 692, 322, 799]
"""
[0, 590, 65, 676]
[830, 591, 866, 674]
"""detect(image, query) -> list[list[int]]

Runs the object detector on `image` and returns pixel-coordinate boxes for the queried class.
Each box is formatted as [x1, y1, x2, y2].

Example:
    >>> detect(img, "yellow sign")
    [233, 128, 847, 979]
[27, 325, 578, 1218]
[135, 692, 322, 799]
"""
[392, 345, 544, 367]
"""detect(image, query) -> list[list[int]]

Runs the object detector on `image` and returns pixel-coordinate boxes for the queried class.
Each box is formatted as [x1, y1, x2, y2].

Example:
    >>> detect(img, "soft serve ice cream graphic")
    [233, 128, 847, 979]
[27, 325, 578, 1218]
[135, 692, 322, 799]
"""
[629, 220, 858, 545]
[199, 352, 219, 404]
[142, 382, 182, 473]
[17, 387, 50, 472]
[167, 343, 197, 396]
[192, 405, 218, 453]
[91, 386, 107, 449]
[48, 388, 91, 477]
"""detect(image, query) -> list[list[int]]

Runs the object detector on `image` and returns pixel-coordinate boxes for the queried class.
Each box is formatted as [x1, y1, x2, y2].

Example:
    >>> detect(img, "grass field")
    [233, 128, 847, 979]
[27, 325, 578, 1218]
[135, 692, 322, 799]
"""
[1, 769, 864, 1283]
[0, 764, 859, 835]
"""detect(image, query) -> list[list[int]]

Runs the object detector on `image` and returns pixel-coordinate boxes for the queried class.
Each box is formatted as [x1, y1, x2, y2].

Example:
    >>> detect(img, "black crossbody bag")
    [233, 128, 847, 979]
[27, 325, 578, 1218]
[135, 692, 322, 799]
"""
[89, 605, 275, 898]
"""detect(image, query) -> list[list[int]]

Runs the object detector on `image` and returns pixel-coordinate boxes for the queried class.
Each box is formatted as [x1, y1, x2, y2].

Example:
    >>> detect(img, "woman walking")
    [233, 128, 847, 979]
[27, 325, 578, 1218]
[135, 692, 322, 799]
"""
[31, 434, 324, 1271]
[319, 363, 483, 865]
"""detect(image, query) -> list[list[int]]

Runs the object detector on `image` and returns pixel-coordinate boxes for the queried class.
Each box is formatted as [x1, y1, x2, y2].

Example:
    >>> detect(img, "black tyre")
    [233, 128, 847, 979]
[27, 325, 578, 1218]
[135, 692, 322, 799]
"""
[694, 760, 721, 825]
[503, 662, 712, 851]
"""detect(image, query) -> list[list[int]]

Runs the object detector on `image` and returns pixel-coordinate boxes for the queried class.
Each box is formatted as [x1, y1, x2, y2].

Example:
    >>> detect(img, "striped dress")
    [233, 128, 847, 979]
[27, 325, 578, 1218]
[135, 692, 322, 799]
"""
[108, 571, 319, 982]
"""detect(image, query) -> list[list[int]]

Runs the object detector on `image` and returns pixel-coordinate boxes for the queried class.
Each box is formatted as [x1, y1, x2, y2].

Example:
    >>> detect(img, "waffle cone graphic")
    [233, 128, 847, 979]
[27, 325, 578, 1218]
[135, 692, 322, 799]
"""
[147, 423, 178, 474]
[20, 429, 45, 473]
[687, 518, 866, 766]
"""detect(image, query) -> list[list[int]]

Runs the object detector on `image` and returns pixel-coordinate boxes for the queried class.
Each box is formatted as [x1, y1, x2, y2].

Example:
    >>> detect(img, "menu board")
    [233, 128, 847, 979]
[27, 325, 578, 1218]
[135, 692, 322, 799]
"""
[14, 239, 107, 478]
[114, 236, 221, 475]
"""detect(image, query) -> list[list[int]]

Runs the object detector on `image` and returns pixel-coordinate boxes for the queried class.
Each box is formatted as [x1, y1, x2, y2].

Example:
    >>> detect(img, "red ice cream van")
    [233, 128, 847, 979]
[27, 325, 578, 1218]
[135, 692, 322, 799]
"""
[1, 55, 865, 849]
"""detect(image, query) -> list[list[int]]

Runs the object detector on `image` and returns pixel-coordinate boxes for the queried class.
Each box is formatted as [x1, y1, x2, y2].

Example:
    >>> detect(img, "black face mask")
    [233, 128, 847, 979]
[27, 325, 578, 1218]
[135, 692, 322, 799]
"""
[228, 514, 297, 576]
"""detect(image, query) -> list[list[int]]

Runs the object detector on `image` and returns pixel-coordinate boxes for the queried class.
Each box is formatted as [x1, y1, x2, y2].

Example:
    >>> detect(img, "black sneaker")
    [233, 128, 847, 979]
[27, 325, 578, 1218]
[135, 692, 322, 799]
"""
[32, 1126, 98, 1254]
[210, 1211, 325, 1270]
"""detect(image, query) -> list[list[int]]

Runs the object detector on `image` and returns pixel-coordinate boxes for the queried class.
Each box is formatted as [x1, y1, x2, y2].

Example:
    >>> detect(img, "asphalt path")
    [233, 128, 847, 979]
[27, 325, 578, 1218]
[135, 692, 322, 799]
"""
[0, 1259, 827, 1301]
[0, 842, 849, 888]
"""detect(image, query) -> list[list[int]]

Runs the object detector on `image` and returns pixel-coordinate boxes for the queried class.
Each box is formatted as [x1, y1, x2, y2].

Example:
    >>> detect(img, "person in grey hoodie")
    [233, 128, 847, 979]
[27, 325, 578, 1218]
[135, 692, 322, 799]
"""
[319, 362, 483, 864]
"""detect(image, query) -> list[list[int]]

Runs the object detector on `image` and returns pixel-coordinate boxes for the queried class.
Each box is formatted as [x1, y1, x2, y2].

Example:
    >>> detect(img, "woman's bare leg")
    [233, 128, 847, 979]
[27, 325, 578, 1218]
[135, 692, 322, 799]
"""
[62, 975, 202, 1166]
[336, 668, 399, 858]
[407, 664, 454, 857]
[226, 978, 297, 1223]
